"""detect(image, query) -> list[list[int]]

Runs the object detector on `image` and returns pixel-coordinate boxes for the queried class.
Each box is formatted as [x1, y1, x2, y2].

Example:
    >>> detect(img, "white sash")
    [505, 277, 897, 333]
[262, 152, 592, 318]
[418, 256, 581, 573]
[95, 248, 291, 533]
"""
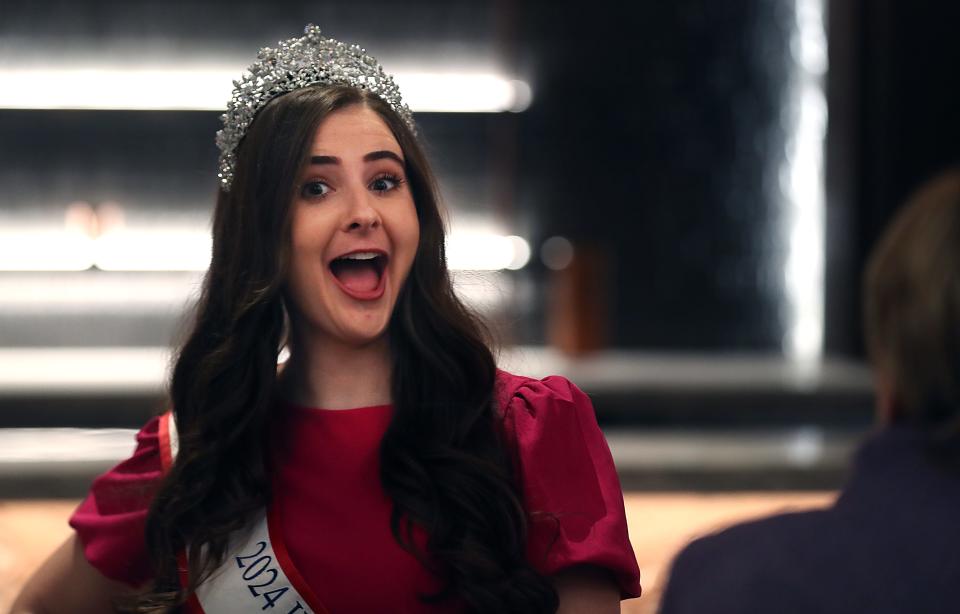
[158, 412, 328, 614]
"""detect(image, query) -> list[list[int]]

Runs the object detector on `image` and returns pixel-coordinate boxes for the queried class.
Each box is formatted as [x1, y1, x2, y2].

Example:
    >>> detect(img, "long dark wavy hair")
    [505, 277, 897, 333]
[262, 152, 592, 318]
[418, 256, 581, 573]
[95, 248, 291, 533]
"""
[131, 85, 558, 613]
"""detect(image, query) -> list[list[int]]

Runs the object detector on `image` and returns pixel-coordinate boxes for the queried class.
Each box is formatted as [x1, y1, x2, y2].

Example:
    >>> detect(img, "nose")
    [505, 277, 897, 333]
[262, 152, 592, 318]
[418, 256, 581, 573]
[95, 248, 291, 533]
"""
[341, 188, 381, 233]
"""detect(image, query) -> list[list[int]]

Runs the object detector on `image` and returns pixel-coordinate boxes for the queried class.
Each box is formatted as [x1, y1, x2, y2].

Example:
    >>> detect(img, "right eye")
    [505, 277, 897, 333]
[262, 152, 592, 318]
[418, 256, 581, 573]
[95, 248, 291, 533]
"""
[301, 180, 331, 198]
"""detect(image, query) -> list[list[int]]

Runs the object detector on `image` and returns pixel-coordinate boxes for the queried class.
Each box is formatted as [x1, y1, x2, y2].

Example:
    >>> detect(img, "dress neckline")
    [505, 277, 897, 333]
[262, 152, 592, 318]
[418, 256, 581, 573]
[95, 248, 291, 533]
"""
[281, 399, 393, 414]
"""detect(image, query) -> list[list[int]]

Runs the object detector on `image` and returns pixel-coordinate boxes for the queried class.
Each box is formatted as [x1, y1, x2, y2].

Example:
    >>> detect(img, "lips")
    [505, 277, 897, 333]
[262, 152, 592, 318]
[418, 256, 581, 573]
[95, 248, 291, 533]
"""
[329, 250, 388, 300]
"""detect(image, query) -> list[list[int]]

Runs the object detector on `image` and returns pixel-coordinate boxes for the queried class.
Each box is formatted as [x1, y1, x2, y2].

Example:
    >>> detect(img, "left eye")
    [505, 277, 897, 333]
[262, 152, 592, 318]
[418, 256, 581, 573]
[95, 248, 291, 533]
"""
[370, 176, 399, 192]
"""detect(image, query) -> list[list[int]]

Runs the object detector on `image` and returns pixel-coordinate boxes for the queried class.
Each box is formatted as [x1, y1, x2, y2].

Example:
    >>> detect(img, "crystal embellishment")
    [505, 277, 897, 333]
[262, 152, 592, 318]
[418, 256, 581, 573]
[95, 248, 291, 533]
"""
[216, 24, 415, 192]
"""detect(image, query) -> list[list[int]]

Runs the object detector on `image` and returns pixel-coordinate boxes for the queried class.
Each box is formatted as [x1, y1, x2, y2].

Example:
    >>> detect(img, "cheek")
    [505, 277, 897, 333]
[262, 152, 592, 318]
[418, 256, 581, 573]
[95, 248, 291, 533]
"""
[285, 259, 322, 316]
[398, 214, 420, 271]
[401, 203, 421, 250]
[383, 201, 420, 265]
[286, 213, 334, 296]
[407, 220, 421, 256]
[289, 207, 337, 259]
[288, 234, 321, 282]
[289, 213, 317, 252]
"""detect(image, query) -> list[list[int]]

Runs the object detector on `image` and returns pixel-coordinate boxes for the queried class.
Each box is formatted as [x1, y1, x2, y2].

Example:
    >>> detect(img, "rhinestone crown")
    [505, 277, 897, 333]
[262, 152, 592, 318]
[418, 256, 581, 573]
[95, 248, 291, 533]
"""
[216, 24, 414, 191]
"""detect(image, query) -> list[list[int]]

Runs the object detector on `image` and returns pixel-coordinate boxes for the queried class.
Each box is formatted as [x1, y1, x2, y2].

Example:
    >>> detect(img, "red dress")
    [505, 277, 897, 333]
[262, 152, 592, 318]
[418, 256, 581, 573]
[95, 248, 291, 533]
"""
[70, 371, 642, 611]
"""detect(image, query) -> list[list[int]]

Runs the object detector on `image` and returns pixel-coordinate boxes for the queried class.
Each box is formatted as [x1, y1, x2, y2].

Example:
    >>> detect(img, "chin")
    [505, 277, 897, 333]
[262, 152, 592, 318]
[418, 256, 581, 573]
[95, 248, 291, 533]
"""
[335, 320, 392, 347]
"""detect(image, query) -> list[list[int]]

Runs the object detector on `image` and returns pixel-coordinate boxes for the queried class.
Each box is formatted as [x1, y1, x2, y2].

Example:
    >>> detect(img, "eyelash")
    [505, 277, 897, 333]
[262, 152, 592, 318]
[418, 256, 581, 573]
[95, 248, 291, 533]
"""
[370, 173, 404, 193]
[299, 173, 405, 200]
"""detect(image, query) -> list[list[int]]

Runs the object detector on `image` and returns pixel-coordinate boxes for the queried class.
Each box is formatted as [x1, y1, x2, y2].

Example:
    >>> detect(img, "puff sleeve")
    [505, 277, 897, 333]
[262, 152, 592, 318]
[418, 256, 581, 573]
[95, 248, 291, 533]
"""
[498, 373, 642, 599]
[68, 415, 165, 587]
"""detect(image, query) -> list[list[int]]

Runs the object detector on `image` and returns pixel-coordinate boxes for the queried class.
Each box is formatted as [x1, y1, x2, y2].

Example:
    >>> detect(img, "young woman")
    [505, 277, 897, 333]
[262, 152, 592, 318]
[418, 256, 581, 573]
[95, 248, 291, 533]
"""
[12, 26, 640, 613]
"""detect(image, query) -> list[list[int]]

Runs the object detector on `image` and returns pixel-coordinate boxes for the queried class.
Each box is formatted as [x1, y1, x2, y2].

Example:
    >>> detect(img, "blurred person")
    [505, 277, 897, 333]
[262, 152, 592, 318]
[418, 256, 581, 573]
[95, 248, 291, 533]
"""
[12, 25, 640, 614]
[658, 168, 960, 614]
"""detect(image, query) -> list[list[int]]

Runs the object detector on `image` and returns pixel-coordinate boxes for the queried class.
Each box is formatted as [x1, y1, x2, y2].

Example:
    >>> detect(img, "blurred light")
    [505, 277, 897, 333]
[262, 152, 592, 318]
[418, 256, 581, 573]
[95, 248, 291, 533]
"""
[0, 347, 168, 393]
[394, 73, 533, 113]
[0, 273, 201, 313]
[94, 229, 212, 271]
[0, 228, 212, 271]
[781, 0, 827, 364]
[0, 428, 137, 463]
[785, 426, 825, 467]
[446, 234, 531, 271]
[1, 345, 872, 396]
[795, 0, 828, 76]
[0, 67, 236, 111]
[65, 201, 99, 236]
[0, 229, 94, 271]
[451, 271, 512, 311]
[0, 226, 530, 272]
[540, 236, 575, 270]
[509, 80, 534, 113]
[506, 235, 531, 270]
[0, 66, 532, 113]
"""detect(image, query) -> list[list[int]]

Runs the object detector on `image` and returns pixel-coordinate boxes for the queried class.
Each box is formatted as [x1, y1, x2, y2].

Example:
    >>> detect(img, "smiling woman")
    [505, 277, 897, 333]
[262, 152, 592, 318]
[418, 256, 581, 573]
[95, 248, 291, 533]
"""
[283, 105, 420, 357]
[12, 25, 640, 614]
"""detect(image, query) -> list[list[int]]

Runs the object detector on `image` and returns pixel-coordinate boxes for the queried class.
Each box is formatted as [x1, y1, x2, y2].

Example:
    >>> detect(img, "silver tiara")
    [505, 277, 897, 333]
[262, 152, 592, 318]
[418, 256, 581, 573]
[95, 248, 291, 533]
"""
[215, 24, 415, 192]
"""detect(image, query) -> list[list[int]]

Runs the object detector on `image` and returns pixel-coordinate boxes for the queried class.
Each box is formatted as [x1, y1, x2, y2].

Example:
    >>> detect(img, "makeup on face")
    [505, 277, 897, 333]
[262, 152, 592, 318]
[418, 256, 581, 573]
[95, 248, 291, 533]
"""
[284, 105, 420, 348]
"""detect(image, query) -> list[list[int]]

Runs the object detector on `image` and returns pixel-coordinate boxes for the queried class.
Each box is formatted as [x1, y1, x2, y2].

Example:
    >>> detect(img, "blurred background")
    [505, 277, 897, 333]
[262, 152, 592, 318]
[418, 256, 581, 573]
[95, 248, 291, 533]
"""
[1, 0, 959, 611]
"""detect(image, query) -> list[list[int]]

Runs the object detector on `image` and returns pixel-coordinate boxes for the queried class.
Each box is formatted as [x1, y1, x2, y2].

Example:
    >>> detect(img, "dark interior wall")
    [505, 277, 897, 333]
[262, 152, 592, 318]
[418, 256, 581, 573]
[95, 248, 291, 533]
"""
[0, 0, 496, 56]
[823, 0, 859, 357]
[858, 0, 960, 238]
[827, 0, 960, 356]
[516, 0, 960, 353]
[517, 1, 797, 350]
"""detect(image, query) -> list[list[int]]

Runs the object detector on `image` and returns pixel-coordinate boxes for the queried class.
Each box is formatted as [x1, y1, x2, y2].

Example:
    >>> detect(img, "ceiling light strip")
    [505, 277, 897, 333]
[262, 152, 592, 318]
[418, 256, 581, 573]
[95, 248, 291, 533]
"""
[0, 68, 532, 113]
[0, 230, 531, 272]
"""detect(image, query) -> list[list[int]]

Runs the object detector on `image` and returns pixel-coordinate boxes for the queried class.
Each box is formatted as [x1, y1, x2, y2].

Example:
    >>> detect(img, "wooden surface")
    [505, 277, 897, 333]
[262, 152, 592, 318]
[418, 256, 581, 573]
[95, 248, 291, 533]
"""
[1, 493, 834, 613]
[1, 500, 77, 612]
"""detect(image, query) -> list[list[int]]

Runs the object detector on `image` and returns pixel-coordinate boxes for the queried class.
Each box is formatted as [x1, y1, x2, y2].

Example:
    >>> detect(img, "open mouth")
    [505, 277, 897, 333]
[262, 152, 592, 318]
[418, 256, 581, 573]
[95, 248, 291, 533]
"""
[329, 252, 388, 298]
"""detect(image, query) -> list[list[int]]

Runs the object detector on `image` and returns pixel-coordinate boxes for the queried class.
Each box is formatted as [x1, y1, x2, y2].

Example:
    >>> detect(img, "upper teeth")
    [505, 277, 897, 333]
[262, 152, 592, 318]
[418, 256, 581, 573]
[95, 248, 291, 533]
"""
[341, 252, 379, 260]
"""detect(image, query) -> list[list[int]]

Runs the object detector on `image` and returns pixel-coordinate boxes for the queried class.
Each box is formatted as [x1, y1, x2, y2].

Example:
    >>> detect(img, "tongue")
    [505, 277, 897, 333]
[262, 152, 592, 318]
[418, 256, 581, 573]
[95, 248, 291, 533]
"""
[331, 259, 380, 292]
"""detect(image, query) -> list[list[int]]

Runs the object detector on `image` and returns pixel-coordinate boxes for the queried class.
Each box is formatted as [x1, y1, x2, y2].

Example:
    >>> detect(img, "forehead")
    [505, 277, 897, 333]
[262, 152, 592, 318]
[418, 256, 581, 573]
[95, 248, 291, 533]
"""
[309, 105, 401, 155]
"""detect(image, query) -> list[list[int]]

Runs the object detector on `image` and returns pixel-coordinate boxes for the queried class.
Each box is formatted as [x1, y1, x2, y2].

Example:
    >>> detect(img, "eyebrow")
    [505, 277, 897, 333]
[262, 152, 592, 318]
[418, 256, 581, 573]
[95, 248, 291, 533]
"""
[308, 150, 405, 165]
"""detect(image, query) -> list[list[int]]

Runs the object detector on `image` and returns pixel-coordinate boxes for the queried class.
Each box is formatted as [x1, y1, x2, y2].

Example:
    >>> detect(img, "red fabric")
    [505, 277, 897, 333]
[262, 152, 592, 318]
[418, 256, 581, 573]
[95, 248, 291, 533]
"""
[69, 371, 641, 609]
[268, 497, 332, 614]
[496, 374, 642, 599]
[69, 416, 164, 585]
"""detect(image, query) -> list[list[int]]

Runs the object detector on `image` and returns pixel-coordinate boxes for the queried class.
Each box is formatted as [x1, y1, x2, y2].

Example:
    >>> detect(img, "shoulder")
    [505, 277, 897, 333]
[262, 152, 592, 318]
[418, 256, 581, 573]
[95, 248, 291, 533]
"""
[492, 368, 605, 471]
[660, 510, 832, 613]
[68, 413, 169, 586]
[495, 368, 595, 420]
[494, 370, 642, 598]
[87, 413, 168, 497]
[73, 412, 167, 514]
[673, 509, 833, 574]
[493, 369, 602, 465]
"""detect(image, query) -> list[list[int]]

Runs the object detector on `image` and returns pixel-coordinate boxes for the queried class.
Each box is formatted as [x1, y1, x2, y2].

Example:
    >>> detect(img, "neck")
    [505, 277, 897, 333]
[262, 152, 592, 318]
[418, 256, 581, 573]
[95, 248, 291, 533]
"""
[278, 332, 393, 410]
